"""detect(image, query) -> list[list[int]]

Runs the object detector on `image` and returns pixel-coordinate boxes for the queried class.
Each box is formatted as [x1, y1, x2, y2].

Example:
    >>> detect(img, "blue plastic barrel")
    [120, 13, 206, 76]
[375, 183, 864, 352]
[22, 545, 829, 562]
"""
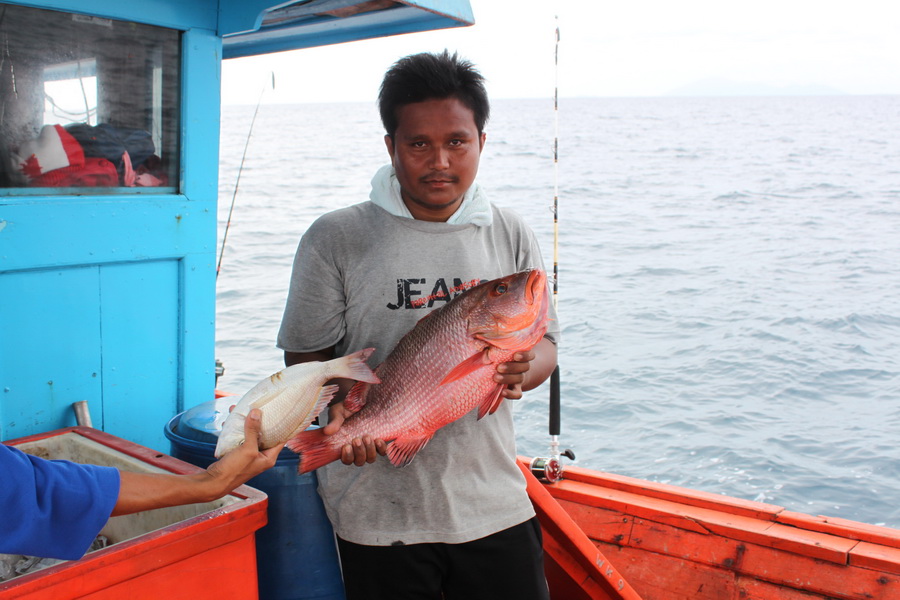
[164, 400, 345, 600]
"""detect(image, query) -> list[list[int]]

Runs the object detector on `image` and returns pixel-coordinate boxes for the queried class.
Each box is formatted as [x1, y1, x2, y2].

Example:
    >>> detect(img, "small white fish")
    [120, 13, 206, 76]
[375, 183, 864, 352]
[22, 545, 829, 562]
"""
[214, 348, 380, 458]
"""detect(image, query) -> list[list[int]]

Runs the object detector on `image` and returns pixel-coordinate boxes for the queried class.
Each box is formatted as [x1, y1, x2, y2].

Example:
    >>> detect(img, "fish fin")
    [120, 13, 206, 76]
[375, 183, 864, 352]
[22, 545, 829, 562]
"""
[286, 428, 342, 474]
[477, 383, 506, 420]
[335, 348, 381, 384]
[267, 385, 339, 444]
[440, 348, 492, 385]
[299, 384, 338, 431]
[343, 381, 369, 414]
[386, 434, 434, 468]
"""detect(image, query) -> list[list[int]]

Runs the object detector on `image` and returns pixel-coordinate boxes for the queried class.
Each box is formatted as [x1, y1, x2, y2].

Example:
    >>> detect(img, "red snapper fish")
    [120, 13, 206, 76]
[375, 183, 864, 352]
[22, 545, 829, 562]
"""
[286, 269, 551, 473]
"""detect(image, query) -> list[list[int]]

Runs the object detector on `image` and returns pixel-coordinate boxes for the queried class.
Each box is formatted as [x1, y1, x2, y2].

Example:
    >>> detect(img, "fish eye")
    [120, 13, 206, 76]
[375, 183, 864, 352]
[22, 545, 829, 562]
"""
[494, 283, 508, 294]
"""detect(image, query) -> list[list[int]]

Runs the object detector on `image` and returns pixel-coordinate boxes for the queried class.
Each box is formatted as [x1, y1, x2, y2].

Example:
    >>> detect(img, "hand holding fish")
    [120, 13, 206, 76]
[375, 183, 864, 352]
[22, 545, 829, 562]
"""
[323, 402, 388, 467]
[204, 408, 284, 496]
[494, 349, 536, 400]
[494, 338, 558, 400]
[113, 408, 281, 515]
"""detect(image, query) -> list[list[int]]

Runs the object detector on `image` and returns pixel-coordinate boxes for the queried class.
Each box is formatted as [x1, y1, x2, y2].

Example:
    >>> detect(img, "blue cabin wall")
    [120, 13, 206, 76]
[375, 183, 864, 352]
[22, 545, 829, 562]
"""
[0, 0, 222, 451]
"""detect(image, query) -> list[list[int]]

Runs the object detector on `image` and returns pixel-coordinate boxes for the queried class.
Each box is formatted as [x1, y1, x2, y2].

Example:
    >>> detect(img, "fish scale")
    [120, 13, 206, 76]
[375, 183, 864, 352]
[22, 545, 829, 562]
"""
[286, 269, 550, 473]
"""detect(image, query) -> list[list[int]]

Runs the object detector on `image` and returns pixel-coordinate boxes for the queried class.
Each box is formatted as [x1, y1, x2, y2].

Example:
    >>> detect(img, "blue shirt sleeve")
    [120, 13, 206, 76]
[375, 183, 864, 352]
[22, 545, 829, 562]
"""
[1, 443, 121, 560]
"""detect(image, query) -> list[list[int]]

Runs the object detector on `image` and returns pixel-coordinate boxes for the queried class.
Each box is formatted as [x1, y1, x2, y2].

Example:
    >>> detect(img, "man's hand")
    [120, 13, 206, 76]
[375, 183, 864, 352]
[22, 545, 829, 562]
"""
[494, 337, 558, 400]
[113, 408, 281, 516]
[323, 402, 387, 467]
[205, 408, 283, 494]
[494, 350, 535, 400]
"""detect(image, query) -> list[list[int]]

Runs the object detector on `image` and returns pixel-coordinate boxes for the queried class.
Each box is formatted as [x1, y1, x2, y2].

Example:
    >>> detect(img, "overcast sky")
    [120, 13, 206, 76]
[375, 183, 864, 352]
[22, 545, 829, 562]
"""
[221, 0, 900, 105]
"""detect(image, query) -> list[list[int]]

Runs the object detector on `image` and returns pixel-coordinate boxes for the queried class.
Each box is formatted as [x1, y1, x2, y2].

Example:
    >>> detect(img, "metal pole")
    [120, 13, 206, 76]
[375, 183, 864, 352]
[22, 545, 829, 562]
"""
[72, 400, 92, 427]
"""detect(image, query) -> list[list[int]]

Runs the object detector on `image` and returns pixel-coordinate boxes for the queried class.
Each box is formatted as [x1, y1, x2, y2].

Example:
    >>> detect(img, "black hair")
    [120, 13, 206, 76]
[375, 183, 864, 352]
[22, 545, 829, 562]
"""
[378, 50, 490, 139]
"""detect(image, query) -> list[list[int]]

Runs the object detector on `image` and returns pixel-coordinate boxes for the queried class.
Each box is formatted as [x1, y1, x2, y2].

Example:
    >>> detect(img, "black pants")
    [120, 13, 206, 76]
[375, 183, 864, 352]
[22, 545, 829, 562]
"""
[337, 517, 550, 600]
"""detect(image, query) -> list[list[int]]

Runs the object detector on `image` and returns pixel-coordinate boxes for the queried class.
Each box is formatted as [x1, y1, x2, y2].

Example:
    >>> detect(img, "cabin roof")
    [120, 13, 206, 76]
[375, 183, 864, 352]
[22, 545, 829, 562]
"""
[220, 1, 475, 59]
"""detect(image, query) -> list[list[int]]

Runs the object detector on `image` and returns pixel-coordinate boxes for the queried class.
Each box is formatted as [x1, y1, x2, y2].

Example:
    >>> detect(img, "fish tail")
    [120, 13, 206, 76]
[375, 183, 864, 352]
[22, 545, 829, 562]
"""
[286, 428, 341, 474]
[333, 348, 380, 384]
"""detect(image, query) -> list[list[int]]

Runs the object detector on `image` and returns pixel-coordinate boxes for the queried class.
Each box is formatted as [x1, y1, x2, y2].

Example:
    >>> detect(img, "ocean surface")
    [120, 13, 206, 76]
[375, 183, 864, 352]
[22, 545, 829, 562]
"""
[215, 95, 900, 528]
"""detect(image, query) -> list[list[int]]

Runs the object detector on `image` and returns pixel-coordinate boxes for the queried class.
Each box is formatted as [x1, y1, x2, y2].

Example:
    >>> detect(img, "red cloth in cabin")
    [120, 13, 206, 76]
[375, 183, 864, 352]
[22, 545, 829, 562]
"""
[30, 157, 119, 187]
[13, 124, 85, 180]
[12, 123, 167, 187]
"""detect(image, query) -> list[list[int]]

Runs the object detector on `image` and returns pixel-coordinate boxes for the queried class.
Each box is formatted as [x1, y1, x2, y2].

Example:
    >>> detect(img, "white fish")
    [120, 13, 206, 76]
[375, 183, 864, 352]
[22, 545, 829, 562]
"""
[214, 348, 380, 458]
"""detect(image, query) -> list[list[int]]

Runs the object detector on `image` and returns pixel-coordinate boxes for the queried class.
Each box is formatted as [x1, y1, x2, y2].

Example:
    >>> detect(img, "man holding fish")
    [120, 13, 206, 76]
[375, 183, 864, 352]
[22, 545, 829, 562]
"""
[277, 51, 559, 599]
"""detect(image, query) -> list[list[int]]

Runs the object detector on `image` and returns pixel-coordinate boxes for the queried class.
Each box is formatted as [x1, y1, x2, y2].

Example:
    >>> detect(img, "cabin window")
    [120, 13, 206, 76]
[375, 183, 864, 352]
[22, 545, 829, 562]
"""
[0, 3, 180, 192]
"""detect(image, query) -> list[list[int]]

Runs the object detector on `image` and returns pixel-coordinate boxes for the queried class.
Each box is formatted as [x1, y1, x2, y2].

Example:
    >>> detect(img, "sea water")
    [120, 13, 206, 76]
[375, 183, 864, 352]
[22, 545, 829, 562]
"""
[215, 95, 900, 528]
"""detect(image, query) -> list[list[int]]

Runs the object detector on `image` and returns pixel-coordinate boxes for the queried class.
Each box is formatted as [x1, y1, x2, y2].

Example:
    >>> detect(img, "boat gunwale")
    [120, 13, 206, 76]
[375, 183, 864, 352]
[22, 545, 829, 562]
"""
[554, 462, 900, 551]
[523, 458, 900, 599]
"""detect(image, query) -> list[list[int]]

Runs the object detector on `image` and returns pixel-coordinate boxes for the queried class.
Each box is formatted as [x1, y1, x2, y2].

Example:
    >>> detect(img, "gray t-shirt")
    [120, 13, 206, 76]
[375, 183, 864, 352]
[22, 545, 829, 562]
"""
[277, 200, 559, 546]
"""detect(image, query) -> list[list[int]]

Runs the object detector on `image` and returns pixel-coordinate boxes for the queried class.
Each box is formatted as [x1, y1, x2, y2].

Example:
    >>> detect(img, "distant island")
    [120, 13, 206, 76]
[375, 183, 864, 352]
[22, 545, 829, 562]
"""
[668, 77, 847, 97]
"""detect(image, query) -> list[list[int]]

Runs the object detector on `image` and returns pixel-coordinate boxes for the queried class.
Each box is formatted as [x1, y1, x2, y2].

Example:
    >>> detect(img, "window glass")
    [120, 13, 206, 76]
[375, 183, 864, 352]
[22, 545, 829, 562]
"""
[0, 4, 180, 191]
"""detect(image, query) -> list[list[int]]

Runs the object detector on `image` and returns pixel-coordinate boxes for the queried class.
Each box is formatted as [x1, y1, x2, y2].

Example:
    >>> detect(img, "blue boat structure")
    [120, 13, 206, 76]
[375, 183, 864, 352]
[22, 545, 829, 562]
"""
[2, 2, 899, 599]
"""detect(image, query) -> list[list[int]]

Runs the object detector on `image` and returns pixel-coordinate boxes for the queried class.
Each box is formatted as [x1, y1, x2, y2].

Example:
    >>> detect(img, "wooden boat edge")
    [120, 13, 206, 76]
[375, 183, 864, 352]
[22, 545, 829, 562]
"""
[519, 456, 900, 600]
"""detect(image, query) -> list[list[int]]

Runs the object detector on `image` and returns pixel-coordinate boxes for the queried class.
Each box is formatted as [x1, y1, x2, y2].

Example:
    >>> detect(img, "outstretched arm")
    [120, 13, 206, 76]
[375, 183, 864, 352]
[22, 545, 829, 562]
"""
[112, 408, 281, 516]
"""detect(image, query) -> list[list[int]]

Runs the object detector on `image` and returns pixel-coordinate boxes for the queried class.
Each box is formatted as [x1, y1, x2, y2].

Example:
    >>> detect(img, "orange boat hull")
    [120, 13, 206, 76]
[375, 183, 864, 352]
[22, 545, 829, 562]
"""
[520, 457, 900, 600]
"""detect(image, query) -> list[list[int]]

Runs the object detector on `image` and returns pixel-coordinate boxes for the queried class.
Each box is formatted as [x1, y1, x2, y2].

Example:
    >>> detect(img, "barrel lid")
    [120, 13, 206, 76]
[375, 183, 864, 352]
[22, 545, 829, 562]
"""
[174, 397, 235, 444]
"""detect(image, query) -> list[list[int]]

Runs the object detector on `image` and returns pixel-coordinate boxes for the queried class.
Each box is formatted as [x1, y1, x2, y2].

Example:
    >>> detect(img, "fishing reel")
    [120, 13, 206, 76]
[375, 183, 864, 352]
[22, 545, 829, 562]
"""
[533, 366, 574, 483]
[530, 448, 576, 483]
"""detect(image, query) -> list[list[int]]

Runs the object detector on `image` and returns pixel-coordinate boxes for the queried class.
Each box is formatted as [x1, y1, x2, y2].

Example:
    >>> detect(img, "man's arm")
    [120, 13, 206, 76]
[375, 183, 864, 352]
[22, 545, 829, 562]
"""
[284, 348, 334, 366]
[112, 408, 281, 515]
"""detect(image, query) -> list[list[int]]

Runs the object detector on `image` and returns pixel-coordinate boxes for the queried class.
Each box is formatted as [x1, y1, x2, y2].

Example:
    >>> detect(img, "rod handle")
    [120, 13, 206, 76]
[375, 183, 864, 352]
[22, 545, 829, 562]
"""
[549, 364, 561, 436]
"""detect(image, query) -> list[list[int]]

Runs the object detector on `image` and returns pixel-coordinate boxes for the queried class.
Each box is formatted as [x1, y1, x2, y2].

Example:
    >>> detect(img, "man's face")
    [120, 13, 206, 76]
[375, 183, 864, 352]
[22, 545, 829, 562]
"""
[385, 97, 486, 222]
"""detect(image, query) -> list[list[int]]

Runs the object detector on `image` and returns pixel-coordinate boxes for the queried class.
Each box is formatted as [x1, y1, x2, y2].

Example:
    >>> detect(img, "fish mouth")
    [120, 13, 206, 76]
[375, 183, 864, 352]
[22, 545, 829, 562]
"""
[515, 269, 549, 338]
[525, 268, 547, 306]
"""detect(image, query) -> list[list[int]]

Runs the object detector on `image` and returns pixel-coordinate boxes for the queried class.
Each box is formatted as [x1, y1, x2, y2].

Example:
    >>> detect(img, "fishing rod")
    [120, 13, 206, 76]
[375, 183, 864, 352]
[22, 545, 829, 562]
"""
[531, 17, 575, 484]
[216, 72, 274, 280]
